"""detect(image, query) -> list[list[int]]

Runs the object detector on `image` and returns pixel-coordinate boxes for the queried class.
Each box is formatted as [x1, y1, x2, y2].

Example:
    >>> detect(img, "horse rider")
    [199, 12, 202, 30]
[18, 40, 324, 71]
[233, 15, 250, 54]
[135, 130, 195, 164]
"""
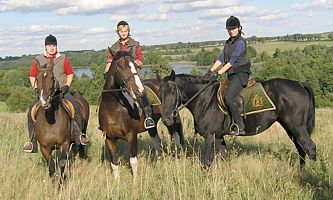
[203, 16, 251, 135]
[23, 34, 90, 153]
[104, 20, 155, 129]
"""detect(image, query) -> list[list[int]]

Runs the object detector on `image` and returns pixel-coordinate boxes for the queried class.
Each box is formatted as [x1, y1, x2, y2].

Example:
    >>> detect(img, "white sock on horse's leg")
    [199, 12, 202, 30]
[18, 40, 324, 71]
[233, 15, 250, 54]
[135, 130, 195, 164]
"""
[130, 157, 138, 180]
[111, 162, 120, 181]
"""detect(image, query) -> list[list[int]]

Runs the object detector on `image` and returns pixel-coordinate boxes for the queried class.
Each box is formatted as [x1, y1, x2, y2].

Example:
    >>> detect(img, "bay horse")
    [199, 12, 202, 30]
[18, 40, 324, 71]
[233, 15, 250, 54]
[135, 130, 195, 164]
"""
[33, 60, 89, 181]
[98, 50, 184, 180]
[158, 70, 316, 168]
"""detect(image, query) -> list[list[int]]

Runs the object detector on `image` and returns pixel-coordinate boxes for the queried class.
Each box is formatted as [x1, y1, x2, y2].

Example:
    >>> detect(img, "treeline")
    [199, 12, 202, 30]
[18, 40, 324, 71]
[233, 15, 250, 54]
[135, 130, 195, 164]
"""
[252, 45, 333, 107]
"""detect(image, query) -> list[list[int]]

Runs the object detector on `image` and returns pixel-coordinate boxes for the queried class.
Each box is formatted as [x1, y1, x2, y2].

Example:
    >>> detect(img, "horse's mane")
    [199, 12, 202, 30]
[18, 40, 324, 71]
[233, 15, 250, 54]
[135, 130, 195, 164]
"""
[169, 73, 211, 85]
[113, 51, 132, 61]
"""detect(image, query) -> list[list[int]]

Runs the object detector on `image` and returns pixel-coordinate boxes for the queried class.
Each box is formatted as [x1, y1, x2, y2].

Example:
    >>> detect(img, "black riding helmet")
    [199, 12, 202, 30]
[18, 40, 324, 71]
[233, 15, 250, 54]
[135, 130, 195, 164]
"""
[116, 20, 130, 36]
[117, 21, 128, 27]
[45, 34, 57, 46]
[226, 16, 241, 29]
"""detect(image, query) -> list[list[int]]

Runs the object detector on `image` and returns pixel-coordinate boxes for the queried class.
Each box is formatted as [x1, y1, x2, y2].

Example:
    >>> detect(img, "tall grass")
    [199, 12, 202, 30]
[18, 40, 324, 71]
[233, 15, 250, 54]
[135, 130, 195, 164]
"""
[0, 108, 332, 199]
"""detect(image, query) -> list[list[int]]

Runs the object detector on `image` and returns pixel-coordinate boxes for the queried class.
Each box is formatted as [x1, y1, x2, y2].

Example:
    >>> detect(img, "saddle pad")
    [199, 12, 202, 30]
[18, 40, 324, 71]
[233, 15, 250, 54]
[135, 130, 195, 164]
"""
[241, 83, 276, 115]
[218, 83, 276, 116]
[143, 85, 161, 106]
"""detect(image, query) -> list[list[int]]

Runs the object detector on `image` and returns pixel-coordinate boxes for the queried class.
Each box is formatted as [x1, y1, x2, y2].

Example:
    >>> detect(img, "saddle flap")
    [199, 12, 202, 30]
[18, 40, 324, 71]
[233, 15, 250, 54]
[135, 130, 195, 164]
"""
[62, 99, 75, 119]
[31, 103, 41, 123]
[217, 80, 276, 116]
[143, 85, 161, 106]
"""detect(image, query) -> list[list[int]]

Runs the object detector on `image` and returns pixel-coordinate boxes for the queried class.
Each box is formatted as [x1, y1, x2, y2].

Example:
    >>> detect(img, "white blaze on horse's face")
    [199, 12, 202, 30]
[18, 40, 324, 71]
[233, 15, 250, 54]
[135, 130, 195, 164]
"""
[39, 90, 47, 107]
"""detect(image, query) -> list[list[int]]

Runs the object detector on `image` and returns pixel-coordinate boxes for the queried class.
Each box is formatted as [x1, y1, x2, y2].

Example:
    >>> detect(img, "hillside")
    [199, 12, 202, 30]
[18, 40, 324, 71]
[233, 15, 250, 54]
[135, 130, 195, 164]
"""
[1, 32, 333, 70]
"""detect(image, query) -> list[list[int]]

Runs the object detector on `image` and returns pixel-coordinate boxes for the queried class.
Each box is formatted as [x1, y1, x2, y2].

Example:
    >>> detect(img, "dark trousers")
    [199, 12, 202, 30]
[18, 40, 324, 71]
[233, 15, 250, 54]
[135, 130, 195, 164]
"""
[224, 75, 245, 122]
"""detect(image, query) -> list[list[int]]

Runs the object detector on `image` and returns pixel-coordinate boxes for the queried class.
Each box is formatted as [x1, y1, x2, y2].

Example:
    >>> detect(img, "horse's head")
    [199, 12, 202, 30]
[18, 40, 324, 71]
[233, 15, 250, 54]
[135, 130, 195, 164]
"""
[108, 48, 140, 99]
[36, 60, 59, 109]
[158, 70, 182, 126]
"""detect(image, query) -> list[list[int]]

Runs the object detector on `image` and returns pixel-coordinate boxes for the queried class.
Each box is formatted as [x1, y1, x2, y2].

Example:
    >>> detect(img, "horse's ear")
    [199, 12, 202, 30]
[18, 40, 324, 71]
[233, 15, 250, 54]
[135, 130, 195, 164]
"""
[156, 73, 161, 82]
[170, 69, 176, 80]
[108, 47, 117, 57]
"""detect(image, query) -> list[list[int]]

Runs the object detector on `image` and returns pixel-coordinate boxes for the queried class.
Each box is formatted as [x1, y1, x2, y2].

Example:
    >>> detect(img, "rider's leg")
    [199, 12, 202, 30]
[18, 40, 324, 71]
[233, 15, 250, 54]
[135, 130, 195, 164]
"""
[139, 91, 155, 129]
[225, 76, 245, 135]
[63, 93, 90, 145]
[23, 99, 39, 153]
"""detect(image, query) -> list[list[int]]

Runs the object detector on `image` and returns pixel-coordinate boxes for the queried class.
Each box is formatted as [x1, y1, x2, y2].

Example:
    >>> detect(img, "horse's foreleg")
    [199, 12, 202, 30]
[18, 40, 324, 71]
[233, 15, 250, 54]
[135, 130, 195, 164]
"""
[203, 133, 215, 168]
[105, 136, 119, 181]
[128, 134, 138, 181]
[40, 146, 56, 177]
[148, 127, 162, 159]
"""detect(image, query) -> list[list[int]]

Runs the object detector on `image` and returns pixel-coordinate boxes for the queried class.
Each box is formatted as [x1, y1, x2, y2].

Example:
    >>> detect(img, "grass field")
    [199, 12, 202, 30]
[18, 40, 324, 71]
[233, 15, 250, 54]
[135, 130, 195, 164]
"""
[0, 101, 7, 112]
[0, 107, 332, 199]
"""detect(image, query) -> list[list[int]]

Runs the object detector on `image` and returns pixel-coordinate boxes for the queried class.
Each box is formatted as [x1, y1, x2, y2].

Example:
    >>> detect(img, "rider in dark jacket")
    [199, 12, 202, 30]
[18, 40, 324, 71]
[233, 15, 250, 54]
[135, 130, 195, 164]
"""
[203, 16, 251, 135]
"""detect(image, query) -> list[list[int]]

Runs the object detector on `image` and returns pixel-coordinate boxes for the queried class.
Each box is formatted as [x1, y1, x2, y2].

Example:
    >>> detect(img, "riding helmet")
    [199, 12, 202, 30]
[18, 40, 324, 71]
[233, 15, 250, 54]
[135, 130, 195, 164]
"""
[117, 21, 129, 27]
[45, 34, 57, 46]
[226, 16, 241, 29]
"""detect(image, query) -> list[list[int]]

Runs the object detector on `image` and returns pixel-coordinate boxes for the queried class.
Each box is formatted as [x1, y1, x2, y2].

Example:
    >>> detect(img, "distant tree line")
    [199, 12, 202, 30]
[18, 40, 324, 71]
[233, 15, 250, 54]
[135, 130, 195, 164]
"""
[0, 32, 333, 111]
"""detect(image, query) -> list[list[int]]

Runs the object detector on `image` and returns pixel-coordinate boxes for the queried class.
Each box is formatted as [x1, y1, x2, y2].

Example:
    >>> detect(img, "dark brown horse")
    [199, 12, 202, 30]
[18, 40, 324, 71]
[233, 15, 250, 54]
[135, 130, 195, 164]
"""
[159, 70, 316, 168]
[33, 60, 89, 181]
[98, 51, 184, 180]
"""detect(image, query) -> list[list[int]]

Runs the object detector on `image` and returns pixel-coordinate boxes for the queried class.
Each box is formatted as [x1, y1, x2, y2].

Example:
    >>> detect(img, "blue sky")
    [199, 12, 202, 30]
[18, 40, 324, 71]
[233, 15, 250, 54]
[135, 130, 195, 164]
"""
[0, 0, 332, 57]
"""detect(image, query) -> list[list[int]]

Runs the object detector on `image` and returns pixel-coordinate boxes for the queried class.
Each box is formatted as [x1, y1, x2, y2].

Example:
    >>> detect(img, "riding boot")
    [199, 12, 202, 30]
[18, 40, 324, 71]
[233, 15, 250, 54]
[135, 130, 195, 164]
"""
[139, 92, 155, 129]
[23, 106, 38, 153]
[228, 102, 246, 135]
[72, 116, 91, 146]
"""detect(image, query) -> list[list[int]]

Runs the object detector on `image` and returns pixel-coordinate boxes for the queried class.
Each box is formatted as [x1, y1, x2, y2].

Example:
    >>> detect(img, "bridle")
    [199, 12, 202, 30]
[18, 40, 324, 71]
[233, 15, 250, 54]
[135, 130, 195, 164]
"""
[102, 56, 135, 93]
[168, 80, 215, 117]
[168, 81, 183, 117]
[37, 69, 60, 109]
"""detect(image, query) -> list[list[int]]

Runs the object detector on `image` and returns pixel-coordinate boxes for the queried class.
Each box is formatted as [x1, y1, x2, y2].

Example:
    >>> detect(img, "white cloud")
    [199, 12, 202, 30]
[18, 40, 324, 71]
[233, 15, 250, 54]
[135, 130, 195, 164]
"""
[292, 0, 333, 10]
[158, 0, 241, 13]
[0, 0, 154, 15]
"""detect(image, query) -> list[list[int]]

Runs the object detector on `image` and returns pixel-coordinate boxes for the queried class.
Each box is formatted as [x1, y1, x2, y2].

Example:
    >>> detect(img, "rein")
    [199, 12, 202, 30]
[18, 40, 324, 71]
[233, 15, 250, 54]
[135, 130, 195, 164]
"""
[172, 80, 215, 117]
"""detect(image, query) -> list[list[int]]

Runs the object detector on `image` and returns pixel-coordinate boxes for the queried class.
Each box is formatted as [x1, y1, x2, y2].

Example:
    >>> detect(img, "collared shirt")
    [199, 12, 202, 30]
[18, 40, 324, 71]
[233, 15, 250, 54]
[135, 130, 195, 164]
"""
[29, 51, 73, 77]
[218, 40, 246, 66]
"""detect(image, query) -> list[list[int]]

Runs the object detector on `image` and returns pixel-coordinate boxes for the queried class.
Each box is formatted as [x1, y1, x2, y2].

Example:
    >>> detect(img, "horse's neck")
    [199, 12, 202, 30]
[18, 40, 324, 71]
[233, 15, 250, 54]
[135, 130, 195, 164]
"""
[176, 80, 203, 103]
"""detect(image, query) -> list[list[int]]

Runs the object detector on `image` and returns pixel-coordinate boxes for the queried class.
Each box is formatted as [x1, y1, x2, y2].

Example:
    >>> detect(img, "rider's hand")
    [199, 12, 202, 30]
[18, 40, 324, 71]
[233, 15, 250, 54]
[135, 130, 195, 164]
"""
[61, 85, 70, 94]
[203, 70, 213, 80]
[209, 74, 219, 82]
[103, 72, 109, 79]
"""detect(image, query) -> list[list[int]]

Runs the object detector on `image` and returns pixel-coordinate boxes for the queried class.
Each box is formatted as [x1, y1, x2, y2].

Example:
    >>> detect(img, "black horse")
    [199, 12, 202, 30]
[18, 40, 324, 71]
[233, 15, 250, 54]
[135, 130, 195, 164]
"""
[158, 70, 316, 168]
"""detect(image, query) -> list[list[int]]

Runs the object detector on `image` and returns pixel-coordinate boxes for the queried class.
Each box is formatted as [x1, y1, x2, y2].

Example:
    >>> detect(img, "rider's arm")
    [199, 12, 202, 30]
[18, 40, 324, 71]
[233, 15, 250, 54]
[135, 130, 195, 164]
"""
[217, 41, 246, 75]
[105, 53, 113, 73]
[29, 59, 38, 88]
[64, 57, 74, 87]
[133, 42, 143, 68]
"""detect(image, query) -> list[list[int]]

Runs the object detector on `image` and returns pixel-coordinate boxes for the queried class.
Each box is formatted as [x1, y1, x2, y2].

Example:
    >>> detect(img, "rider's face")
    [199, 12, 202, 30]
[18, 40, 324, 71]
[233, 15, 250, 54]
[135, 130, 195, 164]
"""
[45, 44, 57, 56]
[118, 28, 129, 40]
[227, 27, 240, 37]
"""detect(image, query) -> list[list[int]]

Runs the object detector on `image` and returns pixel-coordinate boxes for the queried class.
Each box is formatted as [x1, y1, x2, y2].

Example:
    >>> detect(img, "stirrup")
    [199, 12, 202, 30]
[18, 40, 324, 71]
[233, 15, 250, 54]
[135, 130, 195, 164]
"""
[228, 123, 245, 136]
[144, 117, 155, 129]
[23, 142, 33, 153]
[79, 135, 90, 146]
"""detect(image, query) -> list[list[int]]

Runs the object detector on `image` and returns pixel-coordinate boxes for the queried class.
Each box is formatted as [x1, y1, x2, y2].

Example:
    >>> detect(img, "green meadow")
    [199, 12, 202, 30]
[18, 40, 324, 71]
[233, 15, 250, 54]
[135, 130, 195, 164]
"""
[0, 107, 332, 199]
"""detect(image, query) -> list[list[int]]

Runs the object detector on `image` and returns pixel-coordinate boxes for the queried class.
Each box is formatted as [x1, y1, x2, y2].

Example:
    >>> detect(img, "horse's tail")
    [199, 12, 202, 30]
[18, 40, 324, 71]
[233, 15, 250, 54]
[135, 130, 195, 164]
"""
[302, 82, 315, 135]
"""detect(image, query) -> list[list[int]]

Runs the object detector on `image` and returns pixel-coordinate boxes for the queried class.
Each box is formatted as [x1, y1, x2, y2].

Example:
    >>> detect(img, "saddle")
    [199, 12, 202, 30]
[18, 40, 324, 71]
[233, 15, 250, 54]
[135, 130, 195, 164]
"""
[31, 99, 75, 123]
